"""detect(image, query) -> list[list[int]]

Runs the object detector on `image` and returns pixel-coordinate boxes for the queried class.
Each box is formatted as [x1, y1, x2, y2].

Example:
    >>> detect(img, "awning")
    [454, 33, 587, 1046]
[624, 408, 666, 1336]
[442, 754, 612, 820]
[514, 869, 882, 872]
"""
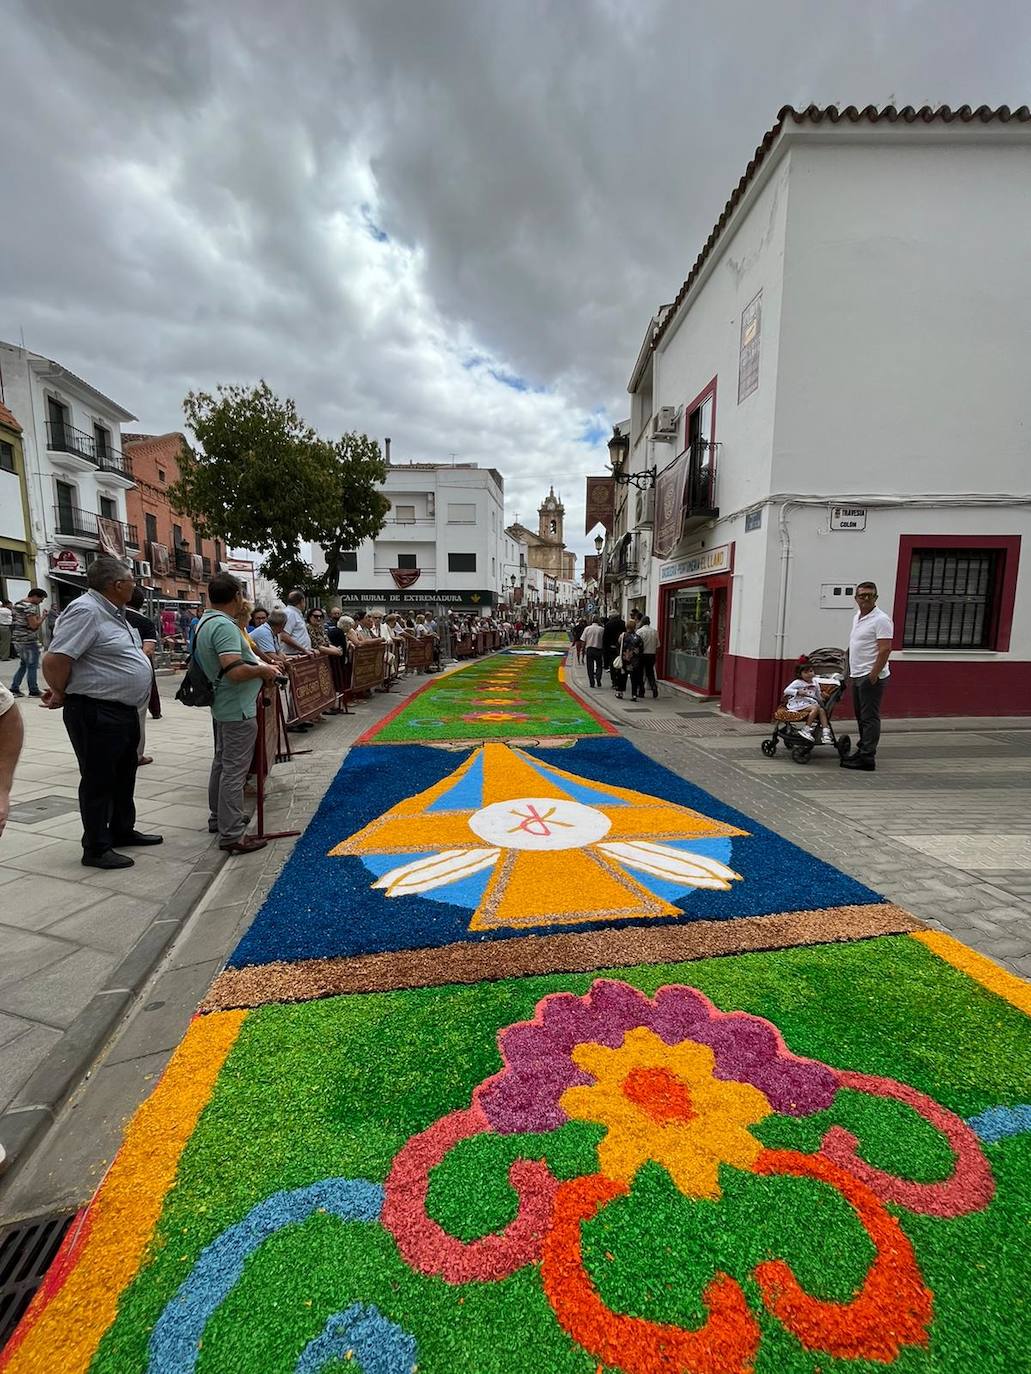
[48, 572, 88, 588]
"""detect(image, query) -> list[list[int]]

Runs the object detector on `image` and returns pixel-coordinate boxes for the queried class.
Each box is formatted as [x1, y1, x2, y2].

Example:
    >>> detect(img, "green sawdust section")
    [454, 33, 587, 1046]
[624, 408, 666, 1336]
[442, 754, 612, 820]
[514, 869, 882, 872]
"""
[373, 651, 605, 742]
[93, 935, 1030, 1374]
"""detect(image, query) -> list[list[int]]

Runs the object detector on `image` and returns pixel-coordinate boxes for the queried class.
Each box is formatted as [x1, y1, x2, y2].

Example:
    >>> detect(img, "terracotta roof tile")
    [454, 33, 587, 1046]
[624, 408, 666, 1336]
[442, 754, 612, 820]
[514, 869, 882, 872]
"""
[650, 103, 1031, 355]
[0, 401, 23, 433]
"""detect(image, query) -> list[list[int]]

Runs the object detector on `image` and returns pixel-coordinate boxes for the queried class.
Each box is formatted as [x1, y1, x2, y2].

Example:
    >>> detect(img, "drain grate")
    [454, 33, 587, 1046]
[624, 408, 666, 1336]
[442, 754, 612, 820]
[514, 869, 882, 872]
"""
[626, 716, 746, 738]
[0, 1212, 76, 1349]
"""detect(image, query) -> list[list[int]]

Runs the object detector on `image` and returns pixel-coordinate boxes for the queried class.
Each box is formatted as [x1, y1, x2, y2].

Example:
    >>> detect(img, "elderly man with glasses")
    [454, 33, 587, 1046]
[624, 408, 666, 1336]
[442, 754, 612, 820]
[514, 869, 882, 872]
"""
[841, 580, 894, 772]
[42, 555, 163, 868]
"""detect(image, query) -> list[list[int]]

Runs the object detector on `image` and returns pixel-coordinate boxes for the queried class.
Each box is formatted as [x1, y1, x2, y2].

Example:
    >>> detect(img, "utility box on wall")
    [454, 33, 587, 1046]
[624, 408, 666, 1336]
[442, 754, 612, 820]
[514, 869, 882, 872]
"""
[819, 582, 857, 609]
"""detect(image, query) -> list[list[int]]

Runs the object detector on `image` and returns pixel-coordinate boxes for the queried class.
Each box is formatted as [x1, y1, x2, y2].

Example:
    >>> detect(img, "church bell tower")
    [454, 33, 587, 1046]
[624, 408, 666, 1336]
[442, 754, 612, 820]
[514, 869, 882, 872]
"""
[538, 486, 565, 543]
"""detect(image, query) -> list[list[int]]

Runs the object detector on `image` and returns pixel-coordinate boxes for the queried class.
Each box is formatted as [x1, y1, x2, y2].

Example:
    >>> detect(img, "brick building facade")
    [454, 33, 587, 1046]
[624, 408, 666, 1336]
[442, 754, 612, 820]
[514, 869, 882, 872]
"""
[122, 433, 220, 605]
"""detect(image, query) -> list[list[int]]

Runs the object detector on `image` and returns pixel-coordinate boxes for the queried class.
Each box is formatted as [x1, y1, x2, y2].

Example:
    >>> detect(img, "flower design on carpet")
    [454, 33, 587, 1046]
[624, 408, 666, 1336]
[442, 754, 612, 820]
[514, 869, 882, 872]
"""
[330, 744, 746, 930]
[559, 1027, 772, 1198]
[379, 978, 999, 1371]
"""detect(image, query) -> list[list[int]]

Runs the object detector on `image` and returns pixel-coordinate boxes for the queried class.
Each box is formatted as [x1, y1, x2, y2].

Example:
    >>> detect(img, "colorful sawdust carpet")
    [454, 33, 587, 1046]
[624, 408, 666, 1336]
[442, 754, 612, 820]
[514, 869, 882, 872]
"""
[215, 736, 893, 987]
[370, 650, 606, 742]
[5, 653, 1030, 1374]
[7, 939, 1029, 1373]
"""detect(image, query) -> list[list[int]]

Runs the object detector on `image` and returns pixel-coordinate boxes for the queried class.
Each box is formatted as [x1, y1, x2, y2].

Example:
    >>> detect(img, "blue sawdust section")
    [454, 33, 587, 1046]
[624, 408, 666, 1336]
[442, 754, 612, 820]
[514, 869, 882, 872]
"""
[229, 738, 882, 970]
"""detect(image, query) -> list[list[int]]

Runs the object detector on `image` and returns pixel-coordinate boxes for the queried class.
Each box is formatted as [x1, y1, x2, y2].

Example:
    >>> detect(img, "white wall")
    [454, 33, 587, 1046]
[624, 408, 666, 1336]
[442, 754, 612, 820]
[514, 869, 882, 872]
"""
[780, 502, 1031, 664]
[775, 135, 1031, 497]
[0, 470, 24, 541]
[642, 151, 793, 652]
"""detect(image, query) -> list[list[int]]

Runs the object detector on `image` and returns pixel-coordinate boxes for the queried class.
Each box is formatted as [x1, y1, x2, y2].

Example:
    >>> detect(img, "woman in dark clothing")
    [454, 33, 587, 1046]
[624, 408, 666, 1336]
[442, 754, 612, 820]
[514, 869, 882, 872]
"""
[620, 620, 645, 699]
[602, 614, 625, 677]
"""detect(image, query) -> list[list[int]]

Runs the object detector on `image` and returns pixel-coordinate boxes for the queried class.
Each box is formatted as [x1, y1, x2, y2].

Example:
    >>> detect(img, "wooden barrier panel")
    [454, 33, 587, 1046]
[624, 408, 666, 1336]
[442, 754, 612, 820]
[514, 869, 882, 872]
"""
[404, 634, 434, 670]
[351, 638, 386, 693]
[285, 655, 337, 723]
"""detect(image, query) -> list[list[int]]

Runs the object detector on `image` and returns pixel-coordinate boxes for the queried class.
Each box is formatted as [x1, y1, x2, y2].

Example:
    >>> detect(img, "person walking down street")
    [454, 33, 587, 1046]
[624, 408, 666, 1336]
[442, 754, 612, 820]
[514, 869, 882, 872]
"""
[42, 557, 160, 869]
[601, 613, 625, 680]
[194, 573, 283, 855]
[621, 619, 646, 700]
[841, 580, 893, 772]
[44, 601, 60, 646]
[10, 588, 47, 697]
[636, 615, 660, 698]
[582, 617, 605, 688]
[126, 587, 158, 764]
[0, 599, 12, 661]
[0, 680, 23, 838]
[572, 617, 588, 664]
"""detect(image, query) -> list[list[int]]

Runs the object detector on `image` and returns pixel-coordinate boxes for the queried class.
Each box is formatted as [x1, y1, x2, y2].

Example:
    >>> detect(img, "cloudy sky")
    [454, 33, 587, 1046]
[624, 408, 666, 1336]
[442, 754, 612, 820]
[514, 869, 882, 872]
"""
[2, 0, 1027, 562]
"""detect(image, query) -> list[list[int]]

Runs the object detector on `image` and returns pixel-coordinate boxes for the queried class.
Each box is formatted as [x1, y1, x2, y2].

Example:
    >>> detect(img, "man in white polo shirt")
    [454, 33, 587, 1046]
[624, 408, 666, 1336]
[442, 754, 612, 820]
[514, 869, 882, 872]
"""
[842, 580, 893, 772]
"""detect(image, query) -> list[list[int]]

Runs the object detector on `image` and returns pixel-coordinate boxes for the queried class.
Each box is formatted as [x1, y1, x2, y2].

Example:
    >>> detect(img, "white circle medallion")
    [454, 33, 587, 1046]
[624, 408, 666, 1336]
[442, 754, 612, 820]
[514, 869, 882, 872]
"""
[467, 797, 611, 852]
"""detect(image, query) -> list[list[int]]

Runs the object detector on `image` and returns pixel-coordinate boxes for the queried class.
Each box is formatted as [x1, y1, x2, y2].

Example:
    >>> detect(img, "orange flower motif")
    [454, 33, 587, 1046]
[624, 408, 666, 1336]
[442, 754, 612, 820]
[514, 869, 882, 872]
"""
[559, 1027, 771, 1199]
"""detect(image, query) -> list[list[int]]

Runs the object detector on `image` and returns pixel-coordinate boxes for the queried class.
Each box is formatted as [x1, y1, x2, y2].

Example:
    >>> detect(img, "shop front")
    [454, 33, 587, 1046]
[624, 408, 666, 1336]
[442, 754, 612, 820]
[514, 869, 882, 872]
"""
[657, 543, 733, 698]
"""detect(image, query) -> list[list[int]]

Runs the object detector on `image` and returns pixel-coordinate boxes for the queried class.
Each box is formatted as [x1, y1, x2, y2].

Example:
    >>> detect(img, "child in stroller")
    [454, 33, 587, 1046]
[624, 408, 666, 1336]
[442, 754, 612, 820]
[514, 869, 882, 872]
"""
[761, 649, 851, 764]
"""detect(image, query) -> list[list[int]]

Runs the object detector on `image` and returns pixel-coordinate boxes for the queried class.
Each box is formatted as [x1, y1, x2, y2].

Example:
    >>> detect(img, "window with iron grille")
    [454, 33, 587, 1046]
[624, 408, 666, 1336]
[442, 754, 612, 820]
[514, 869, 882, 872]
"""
[903, 550, 998, 649]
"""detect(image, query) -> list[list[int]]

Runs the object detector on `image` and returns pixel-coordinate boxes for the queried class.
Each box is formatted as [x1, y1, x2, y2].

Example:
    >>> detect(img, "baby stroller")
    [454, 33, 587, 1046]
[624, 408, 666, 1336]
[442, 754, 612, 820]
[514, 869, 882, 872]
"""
[761, 647, 851, 765]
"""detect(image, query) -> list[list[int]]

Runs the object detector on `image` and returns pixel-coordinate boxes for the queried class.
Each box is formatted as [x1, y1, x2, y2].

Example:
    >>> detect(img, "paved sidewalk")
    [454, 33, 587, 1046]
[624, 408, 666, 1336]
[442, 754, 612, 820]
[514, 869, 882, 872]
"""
[566, 654, 1031, 977]
[0, 660, 422, 1193]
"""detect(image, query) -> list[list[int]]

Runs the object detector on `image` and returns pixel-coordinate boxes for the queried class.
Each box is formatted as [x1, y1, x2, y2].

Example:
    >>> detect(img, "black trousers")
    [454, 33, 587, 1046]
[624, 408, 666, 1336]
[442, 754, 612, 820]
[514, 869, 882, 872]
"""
[584, 647, 603, 686]
[851, 676, 886, 757]
[63, 695, 140, 856]
[641, 653, 658, 695]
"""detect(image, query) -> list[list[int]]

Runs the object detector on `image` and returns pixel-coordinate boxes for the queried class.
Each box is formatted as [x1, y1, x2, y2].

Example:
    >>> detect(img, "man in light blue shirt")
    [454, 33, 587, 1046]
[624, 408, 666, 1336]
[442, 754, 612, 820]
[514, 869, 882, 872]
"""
[42, 556, 162, 869]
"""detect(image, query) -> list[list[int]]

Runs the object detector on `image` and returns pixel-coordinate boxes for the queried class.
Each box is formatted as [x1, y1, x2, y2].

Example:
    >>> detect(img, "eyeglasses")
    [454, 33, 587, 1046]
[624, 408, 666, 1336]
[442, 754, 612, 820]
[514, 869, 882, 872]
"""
[855, 592, 877, 600]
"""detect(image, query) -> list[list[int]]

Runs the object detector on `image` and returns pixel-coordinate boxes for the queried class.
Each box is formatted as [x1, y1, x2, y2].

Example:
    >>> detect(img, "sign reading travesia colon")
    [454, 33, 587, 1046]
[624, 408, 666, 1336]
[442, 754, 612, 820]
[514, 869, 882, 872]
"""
[830, 506, 867, 531]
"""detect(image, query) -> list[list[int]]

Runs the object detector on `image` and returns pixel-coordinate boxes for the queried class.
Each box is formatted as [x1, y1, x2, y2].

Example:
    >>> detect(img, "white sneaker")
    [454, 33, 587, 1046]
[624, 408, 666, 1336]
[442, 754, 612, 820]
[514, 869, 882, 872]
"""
[798, 725, 814, 741]
[821, 729, 833, 744]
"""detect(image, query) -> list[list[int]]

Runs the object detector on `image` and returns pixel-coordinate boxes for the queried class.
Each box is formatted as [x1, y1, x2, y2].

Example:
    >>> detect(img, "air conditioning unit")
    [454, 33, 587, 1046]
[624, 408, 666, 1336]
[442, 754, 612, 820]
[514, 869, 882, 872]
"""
[635, 488, 655, 527]
[135, 559, 152, 578]
[652, 406, 679, 439]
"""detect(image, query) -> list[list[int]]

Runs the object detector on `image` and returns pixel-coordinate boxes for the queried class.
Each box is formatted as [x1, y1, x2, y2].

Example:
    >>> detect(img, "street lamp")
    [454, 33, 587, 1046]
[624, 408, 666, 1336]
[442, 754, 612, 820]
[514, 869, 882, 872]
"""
[594, 533, 604, 554]
[607, 428, 630, 470]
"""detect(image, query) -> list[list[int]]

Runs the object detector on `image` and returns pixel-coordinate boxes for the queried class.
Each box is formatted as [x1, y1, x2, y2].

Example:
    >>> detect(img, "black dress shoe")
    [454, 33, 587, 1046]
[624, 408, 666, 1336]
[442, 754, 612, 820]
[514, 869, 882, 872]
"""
[82, 849, 135, 869]
[111, 831, 164, 846]
[840, 754, 876, 771]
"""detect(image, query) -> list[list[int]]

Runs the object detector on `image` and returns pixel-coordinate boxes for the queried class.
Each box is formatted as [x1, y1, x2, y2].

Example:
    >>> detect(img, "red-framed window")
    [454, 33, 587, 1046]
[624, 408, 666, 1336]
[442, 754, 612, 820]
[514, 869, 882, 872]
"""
[892, 535, 1020, 652]
[682, 377, 717, 513]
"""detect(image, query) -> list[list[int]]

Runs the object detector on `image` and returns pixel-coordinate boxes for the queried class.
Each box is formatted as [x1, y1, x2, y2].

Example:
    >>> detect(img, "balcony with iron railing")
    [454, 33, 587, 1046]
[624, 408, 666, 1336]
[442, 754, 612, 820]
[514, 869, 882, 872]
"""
[46, 420, 134, 480]
[682, 441, 719, 528]
[53, 504, 139, 548]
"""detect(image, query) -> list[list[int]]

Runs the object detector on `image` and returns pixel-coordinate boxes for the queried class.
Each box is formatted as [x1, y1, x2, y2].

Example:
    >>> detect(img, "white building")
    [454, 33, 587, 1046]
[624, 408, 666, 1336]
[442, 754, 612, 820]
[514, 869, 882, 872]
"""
[314, 460, 506, 616]
[0, 341, 137, 609]
[604, 104, 1031, 721]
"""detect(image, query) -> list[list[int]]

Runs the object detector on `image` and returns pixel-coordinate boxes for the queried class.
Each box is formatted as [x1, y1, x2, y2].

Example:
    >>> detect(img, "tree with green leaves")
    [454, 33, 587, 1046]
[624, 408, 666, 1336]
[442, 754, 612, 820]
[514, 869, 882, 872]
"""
[168, 381, 390, 596]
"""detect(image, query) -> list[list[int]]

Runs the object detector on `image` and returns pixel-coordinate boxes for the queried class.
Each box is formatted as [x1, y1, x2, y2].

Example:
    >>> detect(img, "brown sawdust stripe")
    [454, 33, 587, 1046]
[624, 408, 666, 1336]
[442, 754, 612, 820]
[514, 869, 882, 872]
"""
[201, 902, 923, 1011]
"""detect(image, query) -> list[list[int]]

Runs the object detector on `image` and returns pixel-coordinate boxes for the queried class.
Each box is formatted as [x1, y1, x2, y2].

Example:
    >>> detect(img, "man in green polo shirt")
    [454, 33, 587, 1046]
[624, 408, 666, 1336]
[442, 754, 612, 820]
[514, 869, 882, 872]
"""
[194, 572, 282, 854]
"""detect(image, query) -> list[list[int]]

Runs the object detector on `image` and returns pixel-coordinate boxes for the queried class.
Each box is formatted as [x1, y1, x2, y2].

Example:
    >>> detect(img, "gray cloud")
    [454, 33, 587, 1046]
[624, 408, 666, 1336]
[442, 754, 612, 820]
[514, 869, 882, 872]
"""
[2, 0, 1028, 557]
